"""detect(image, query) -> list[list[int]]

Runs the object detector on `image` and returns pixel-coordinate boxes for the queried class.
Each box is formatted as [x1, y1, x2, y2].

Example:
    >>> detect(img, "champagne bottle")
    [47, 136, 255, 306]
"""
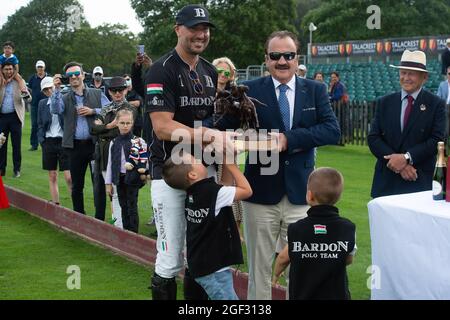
[432, 141, 447, 200]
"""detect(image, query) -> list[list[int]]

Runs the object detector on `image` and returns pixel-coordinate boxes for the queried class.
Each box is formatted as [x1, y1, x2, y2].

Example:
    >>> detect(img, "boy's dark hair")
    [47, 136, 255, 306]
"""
[63, 61, 84, 74]
[307, 167, 344, 205]
[3, 41, 15, 49]
[331, 71, 339, 78]
[162, 153, 192, 190]
[1, 61, 14, 69]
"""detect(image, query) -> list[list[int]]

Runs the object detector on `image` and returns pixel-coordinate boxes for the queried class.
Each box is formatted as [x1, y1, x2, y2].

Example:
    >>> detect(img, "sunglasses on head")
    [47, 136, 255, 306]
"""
[189, 70, 204, 95]
[66, 71, 81, 78]
[268, 52, 297, 61]
[217, 68, 231, 77]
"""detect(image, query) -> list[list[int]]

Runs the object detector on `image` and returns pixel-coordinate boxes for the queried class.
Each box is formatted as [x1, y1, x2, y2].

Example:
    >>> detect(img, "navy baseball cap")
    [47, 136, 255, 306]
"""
[176, 4, 215, 28]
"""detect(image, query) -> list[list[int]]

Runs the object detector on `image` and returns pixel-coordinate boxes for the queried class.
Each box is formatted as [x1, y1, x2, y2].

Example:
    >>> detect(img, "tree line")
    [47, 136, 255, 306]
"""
[1, 0, 449, 79]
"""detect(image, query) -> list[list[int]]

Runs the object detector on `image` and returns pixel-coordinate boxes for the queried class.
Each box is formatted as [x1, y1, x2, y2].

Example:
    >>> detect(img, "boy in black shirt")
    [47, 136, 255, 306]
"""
[273, 167, 356, 300]
[162, 152, 252, 300]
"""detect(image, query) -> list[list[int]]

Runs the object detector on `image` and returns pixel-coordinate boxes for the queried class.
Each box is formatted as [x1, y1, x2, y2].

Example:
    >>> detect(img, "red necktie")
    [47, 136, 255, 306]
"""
[403, 95, 414, 129]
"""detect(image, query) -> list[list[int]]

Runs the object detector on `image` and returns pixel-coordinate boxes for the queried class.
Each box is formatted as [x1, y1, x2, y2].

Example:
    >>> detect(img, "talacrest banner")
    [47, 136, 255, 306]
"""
[311, 35, 450, 57]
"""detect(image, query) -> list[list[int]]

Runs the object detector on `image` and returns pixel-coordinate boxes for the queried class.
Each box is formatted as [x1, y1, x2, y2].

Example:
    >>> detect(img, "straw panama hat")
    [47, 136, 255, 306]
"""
[390, 50, 428, 73]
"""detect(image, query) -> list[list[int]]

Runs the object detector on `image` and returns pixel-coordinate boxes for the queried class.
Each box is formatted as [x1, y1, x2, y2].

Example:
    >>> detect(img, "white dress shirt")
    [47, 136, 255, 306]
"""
[271, 76, 296, 130]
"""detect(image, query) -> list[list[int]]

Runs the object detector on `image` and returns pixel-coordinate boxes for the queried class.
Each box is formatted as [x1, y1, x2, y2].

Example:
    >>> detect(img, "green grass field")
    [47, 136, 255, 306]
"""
[1, 114, 375, 299]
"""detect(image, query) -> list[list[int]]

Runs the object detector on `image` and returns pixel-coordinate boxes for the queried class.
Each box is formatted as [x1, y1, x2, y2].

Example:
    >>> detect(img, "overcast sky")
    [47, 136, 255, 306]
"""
[0, 0, 144, 34]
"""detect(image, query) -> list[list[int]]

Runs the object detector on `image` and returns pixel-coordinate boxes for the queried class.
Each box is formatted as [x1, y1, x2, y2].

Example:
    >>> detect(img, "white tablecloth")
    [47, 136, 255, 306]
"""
[368, 191, 450, 300]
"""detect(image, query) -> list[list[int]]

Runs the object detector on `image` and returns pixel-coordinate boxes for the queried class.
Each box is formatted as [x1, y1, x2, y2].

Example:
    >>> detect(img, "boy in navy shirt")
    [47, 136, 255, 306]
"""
[273, 167, 356, 300]
[162, 152, 252, 300]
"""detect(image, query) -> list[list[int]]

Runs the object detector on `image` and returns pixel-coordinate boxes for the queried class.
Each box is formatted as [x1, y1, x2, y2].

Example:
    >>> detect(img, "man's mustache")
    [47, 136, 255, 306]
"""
[275, 65, 290, 70]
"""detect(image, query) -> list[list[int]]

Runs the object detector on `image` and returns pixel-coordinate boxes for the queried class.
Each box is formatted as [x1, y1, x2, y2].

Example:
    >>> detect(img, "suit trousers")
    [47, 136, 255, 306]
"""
[67, 140, 95, 214]
[243, 196, 308, 300]
[0, 112, 22, 174]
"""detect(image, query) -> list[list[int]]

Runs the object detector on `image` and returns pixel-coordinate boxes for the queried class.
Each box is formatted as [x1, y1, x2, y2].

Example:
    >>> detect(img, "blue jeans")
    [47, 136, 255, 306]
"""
[195, 269, 239, 300]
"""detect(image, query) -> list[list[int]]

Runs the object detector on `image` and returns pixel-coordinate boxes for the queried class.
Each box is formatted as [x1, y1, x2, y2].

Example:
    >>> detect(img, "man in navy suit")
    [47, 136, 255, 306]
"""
[368, 50, 446, 198]
[240, 31, 340, 299]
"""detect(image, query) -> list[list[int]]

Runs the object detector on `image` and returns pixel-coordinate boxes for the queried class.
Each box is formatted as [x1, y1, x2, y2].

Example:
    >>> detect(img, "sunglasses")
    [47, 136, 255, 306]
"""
[110, 88, 125, 93]
[217, 68, 231, 77]
[189, 69, 204, 95]
[268, 52, 297, 61]
[66, 71, 81, 78]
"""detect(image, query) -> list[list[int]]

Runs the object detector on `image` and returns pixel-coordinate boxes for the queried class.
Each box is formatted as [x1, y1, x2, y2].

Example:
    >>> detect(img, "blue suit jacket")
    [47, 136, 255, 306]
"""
[239, 76, 340, 205]
[367, 89, 446, 198]
[37, 97, 64, 144]
[437, 80, 449, 102]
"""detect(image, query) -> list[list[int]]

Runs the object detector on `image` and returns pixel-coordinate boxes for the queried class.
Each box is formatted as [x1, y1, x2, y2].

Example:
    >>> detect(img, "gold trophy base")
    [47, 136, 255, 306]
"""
[233, 132, 278, 152]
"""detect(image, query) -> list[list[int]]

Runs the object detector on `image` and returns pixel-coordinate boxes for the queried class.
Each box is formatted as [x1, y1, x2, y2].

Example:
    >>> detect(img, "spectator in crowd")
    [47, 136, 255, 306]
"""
[313, 71, 328, 91]
[162, 152, 251, 300]
[296, 64, 307, 79]
[37, 76, 72, 205]
[368, 50, 446, 198]
[145, 4, 231, 300]
[235, 30, 340, 300]
[88, 66, 111, 101]
[273, 167, 356, 300]
[130, 52, 153, 226]
[0, 132, 8, 209]
[105, 109, 146, 233]
[123, 74, 143, 137]
[0, 41, 27, 94]
[212, 56, 244, 241]
[91, 76, 137, 227]
[0, 61, 30, 178]
[130, 53, 152, 145]
[437, 65, 450, 138]
[329, 71, 346, 103]
[212, 57, 236, 92]
[51, 61, 110, 214]
[437, 66, 450, 104]
[28, 60, 48, 151]
[441, 38, 450, 78]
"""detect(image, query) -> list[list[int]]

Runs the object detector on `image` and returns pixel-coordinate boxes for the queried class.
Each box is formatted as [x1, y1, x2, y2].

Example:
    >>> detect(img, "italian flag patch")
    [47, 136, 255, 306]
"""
[314, 224, 327, 235]
[147, 83, 163, 94]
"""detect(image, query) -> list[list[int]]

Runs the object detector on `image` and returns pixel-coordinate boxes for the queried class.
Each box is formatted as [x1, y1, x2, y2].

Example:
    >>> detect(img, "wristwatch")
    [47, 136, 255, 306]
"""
[404, 152, 411, 164]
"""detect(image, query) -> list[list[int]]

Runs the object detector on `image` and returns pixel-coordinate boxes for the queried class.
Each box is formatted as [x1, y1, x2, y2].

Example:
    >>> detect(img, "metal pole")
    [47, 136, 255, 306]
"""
[309, 29, 312, 65]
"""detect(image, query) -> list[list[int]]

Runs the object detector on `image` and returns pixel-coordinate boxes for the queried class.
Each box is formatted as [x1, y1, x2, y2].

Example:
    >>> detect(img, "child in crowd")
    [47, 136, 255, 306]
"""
[37, 77, 72, 205]
[105, 109, 146, 233]
[0, 41, 27, 94]
[162, 152, 252, 300]
[273, 167, 356, 300]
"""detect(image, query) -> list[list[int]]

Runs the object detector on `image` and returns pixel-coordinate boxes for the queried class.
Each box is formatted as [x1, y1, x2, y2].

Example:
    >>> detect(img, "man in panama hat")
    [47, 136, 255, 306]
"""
[368, 49, 446, 198]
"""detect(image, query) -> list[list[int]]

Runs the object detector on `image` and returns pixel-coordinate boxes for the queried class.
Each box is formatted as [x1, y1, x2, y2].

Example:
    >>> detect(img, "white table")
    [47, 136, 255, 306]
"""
[368, 191, 450, 300]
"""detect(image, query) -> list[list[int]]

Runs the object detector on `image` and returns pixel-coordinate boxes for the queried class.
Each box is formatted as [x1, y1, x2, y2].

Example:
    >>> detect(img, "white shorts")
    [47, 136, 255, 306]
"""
[151, 179, 186, 279]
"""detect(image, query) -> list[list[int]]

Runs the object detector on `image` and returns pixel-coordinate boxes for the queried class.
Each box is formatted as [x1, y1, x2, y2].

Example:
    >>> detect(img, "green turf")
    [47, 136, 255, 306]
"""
[0, 207, 145, 299]
[2, 113, 375, 299]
